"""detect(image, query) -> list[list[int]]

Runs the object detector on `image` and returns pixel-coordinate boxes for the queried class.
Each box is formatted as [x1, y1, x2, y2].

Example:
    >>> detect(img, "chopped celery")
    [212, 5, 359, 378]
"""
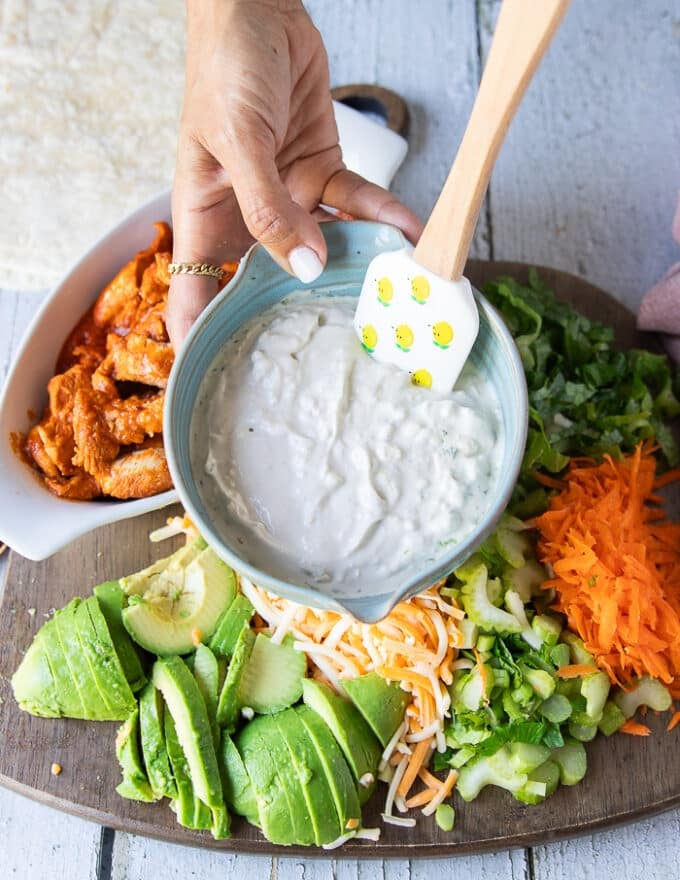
[540, 693, 572, 723]
[460, 565, 523, 635]
[486, 577, 504, 606]
[435, 803, 455, 831]
[504, 591, 542, 650]
[502, 691, 526, 722]
[531, 614, 562, 647]
[568, 721, 598, 742]
[454, 554, 485, 582]
[549, 644, 571, 669]
[523, 668, 556, 701]
[515, 759, 560, 805]
[613, 676, 672, 718]
[457, 619, 479, 650]
[494, 517, 532, 568]
[502, 560, 547, 603]
[580, 671, 610, 724]
[491, 668, 510, 691]
[598, 700, 626, 736]
[450, 746, 476, 769]
[455, 667, 488, 712]
[551, 739, 587, 785]
[560, 632, 596, 667]
[511, 682, 535, 707]
[476, 634, 496, 653]
[507, 742, 551, 773]
[457, 745, 529, 801]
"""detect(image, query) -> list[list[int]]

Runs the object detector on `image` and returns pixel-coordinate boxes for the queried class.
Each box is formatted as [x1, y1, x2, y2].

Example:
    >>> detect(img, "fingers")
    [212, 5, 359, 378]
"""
[322, 169, 424, 245]
[212, 117, 327, 283]
[166, 275, 220, 351]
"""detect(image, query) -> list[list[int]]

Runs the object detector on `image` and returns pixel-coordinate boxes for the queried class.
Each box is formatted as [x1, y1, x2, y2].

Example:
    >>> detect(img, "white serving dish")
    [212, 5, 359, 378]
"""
[0, 101, 408, 560]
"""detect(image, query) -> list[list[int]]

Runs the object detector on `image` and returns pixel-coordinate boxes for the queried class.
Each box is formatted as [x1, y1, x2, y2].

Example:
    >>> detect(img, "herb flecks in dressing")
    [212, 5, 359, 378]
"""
[195, 298, 503, 595]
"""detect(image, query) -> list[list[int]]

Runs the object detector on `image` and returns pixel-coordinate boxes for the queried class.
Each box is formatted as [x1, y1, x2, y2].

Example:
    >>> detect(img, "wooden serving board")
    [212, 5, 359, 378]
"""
[0, 263, 677, 858]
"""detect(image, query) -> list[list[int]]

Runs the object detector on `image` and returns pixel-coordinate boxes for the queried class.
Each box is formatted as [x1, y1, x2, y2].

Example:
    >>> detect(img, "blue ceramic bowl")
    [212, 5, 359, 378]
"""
[165, 221, 528, 622]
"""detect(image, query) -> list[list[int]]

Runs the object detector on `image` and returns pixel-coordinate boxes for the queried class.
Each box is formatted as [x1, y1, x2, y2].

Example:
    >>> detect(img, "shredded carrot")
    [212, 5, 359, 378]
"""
[620, 719, 651, 736]
[397, 737, 433, 798]
[534, 444, 680, 697]
[405, 787, 438, 809]
[556, 664, 598, 679]
[667, 711, 680, 732]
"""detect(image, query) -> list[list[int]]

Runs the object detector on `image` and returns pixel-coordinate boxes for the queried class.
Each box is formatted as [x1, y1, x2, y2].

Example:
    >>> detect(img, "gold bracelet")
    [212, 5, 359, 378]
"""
[168, 261, 225, 280]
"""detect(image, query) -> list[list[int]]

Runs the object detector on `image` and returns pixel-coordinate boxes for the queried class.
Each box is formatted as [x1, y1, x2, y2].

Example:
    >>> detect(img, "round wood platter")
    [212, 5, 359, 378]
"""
[0, 262, 677, 858]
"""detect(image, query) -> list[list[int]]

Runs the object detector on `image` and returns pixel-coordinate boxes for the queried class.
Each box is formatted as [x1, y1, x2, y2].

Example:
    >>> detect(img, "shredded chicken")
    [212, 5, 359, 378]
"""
[21, 222, 233, 500]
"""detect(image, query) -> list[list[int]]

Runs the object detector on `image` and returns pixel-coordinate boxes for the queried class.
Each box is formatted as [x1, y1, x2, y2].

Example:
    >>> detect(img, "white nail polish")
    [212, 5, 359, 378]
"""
[288, 246, 323, 284]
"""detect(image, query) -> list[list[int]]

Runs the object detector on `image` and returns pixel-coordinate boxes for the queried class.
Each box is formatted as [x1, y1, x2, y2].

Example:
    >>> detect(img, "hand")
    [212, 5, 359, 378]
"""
[166, 0, 423, 348]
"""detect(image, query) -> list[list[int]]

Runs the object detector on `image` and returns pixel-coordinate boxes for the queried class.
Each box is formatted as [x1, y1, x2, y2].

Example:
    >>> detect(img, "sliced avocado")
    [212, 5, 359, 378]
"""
[152, 656, 222, 809]
[216, 623, 256, 730]
[296, 705, 361, 835]
[12, 627, 71, 718]
[238, 633, 306, 714]
[50, 599, 93, 718]
[208, 593, 254, 659]
[271, 708, 342, 846]
[235, 716, 298, 845]
[120, 537, 207, 596]
[80, 596, 138, 718]
[244, 714, 315, 844]
[341, 672, 409, 748]
[139, 683, 177, 799]
[192, 643, 220, 746]
[70, 598, 120, 719]
[164, 709, 196, 828]
[93, 580, 147, 691]
[115, 707, 157, 802]
[123, 546, 235, 655]
[301, 678, 380, 804]
[12, 630, 62, 718]
[219, 732, 259, 823]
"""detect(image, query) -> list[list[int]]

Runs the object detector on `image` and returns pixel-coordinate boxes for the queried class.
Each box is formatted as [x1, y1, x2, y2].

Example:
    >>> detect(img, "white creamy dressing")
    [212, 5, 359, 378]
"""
[193, 296, 504, 595]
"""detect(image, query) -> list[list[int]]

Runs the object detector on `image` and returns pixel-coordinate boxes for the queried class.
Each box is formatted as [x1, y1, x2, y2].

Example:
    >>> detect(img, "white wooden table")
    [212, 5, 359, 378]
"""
[1, 1, 679, 876]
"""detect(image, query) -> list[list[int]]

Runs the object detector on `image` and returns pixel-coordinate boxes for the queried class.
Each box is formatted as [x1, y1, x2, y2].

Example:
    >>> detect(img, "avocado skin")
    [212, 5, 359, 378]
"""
[209, 594, 254, 660]
[301, 679, 380, 803]
[152, 656, 223, 810]
[341, 672, 410, 748]
[271, 708, 341, 846]
[115, 707, 156, 802]
[93, 580, 147, 692]
[216, 623, 256, 730]
[235, 716, 298, 845]
[219, 732, 259, 824]
[139, 683, 177, 799]
[296, 705, 362, 834]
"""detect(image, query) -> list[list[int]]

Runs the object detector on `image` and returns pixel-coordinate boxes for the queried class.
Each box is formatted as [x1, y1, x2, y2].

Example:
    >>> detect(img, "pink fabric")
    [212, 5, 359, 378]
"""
[638, 192, 680, 361]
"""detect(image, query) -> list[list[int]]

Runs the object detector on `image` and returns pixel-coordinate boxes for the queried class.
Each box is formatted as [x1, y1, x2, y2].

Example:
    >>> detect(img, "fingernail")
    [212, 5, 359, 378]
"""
[288, 246, 323, 284]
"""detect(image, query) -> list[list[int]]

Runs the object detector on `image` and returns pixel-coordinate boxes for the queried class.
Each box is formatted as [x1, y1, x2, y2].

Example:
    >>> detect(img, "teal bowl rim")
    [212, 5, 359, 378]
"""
[165, 221, 528, 622]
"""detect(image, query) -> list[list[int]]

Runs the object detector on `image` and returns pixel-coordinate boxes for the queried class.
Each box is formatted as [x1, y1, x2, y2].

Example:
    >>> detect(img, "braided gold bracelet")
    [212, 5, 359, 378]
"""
[168, 261, 225, 280]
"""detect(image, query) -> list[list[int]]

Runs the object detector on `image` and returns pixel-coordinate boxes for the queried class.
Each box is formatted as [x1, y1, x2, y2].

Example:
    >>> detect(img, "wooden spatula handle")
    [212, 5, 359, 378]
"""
[413, 0, 570, 280]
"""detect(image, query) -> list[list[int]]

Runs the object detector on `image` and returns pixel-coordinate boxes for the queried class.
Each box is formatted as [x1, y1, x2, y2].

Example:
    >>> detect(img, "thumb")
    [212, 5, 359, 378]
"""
[218, 125, 327, 284]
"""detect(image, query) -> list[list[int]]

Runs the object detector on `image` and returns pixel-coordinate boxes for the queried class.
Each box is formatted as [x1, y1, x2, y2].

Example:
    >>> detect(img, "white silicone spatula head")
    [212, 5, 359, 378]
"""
[354, 0, 570, 392]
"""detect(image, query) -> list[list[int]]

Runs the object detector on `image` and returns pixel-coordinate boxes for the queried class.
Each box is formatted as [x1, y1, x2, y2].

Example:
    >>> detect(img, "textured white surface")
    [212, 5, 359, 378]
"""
[1, 0, 679, 877]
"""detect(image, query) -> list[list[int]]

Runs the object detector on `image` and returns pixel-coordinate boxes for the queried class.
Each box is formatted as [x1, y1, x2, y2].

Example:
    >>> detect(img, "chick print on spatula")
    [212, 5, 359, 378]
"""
[354, 0, 570, 391]
[354, 248, 479, 392]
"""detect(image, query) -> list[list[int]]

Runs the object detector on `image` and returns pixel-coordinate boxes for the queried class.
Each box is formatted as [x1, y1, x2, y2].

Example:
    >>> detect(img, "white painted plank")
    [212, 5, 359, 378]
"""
[307, 0, 492, 260]
[532, 809, 680, 879]
[0, 786, 102, 879]
[479, 0, 680, 310]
